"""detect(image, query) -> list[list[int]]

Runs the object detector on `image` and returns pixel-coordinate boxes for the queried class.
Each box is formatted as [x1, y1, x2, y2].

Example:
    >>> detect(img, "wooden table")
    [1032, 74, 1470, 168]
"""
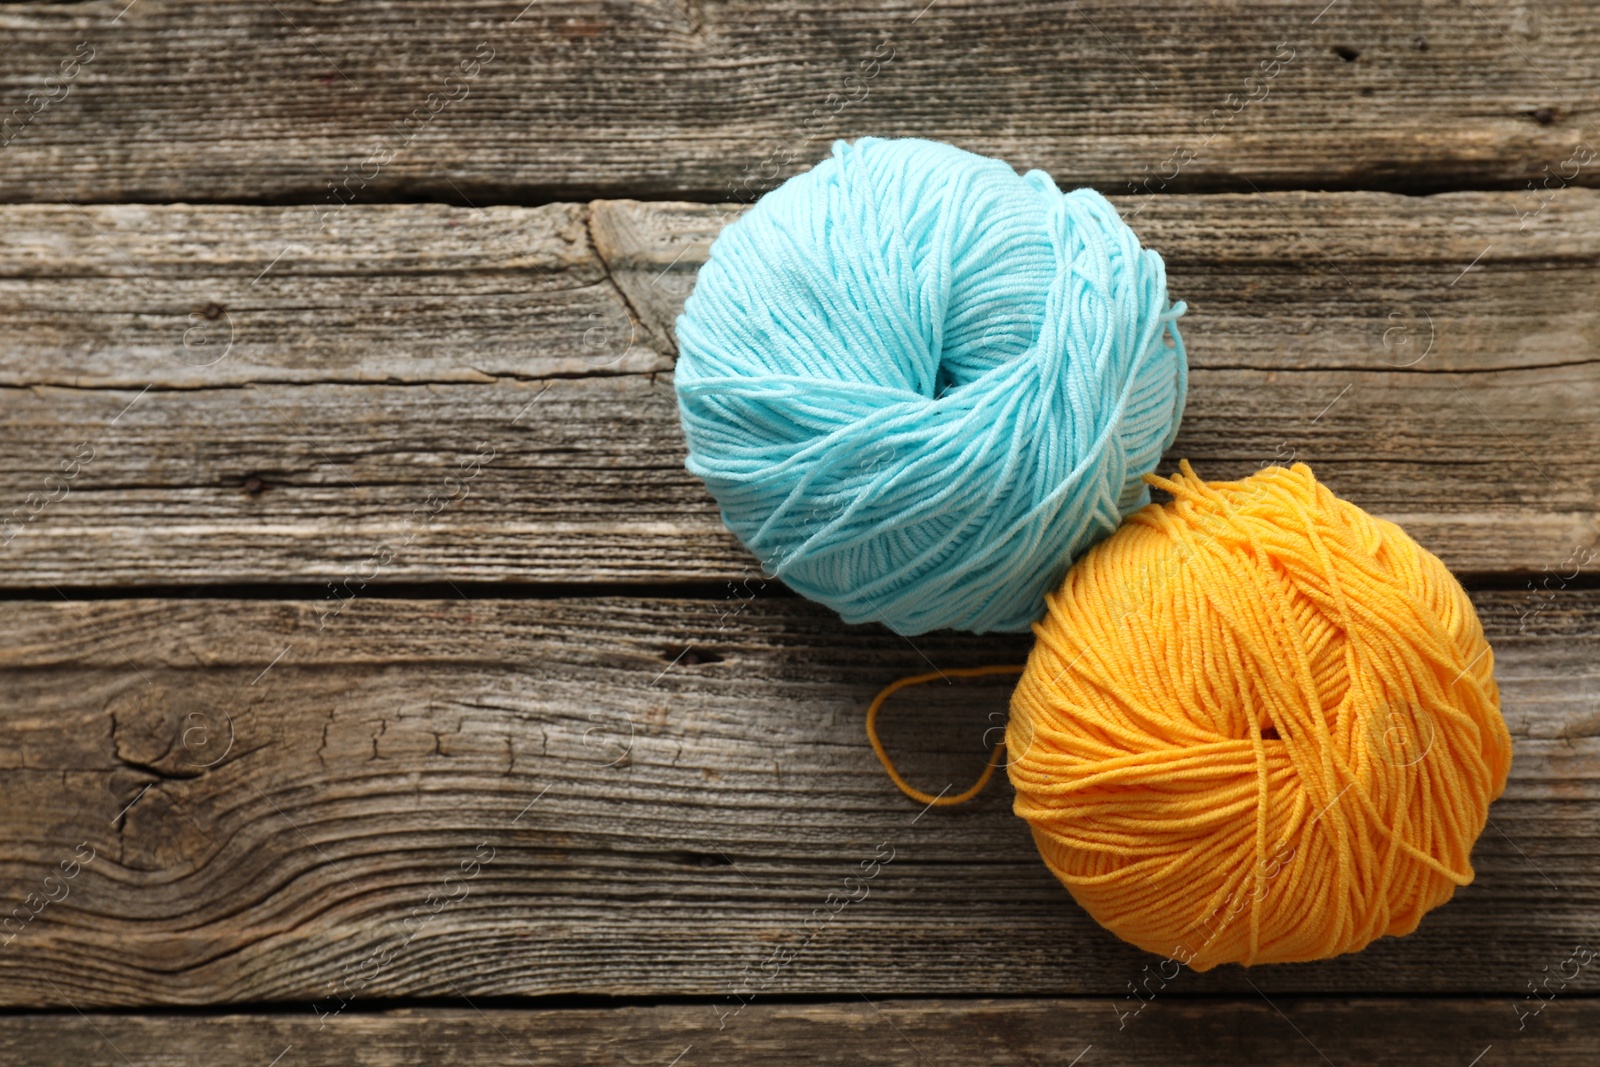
[1, 2, 1596, 1063]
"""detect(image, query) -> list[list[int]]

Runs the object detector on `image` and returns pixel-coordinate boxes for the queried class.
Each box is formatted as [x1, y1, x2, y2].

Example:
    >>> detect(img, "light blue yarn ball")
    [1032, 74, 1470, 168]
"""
[675, 138, 1188, 635]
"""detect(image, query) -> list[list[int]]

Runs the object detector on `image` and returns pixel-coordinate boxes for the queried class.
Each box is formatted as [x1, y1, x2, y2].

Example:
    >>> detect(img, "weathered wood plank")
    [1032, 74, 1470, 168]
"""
[0, 1, 1596, 203]
[0, 366, 1594, 585]
[0, 590, 1593, 1006]
[0, 999, 1593, 1065]
[590, 191, 1600, 375]
[0, 191, 1596, 585]
[0, 201, 668, 384]
[5, 189, 1593, 387]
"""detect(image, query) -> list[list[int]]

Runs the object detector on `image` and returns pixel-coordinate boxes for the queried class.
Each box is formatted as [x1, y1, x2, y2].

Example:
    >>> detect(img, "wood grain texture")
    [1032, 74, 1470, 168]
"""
[0, 590, 1593, 1006]
[1, 191, 1597, 586]
[0, 200, 669, 384]
[0, 1, 1597, 203]
[0, 999, 1594, 1065]
[589, 191, 1600, 374]
[3, 0, 1596, 1047]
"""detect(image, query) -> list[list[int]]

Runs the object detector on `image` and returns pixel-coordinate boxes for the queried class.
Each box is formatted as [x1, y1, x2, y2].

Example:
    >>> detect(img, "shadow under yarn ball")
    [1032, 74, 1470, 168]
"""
[675, 137, 1188, 634]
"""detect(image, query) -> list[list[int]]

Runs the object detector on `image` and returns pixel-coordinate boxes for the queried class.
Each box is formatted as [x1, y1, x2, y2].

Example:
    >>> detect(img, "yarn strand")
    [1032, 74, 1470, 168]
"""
[865, 664, 1026, 806]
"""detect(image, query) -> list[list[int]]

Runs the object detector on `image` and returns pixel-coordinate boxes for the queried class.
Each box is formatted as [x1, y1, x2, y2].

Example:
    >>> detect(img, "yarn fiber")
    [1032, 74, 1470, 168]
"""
[676, 138, 1187, 634]
[1007, 462, 1512, 968]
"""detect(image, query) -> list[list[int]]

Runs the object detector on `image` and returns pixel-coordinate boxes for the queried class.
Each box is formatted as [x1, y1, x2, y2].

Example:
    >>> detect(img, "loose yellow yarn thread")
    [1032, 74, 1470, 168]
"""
[867, 461, 1513, 969]
[865, 664, 1025, 807]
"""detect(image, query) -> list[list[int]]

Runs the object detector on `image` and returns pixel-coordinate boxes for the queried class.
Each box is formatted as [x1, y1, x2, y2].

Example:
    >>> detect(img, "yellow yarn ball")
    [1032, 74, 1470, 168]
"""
[1006, 461, 1513, 969]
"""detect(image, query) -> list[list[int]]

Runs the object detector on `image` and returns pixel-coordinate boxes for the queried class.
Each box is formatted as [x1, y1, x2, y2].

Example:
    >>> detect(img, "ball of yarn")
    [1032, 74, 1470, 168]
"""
[675, 137, 1188, 634]
[1006, 461, 1513, 968]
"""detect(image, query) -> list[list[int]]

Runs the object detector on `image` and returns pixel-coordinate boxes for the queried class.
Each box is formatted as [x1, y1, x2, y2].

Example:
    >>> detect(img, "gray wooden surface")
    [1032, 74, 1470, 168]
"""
[0, 591, 1593, 1008]
[0, 1000, 1593, 1065]
[1, 2, 1596, 203]
[0, 193, 1595, 587]
[2, 0, 1597, 1062]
